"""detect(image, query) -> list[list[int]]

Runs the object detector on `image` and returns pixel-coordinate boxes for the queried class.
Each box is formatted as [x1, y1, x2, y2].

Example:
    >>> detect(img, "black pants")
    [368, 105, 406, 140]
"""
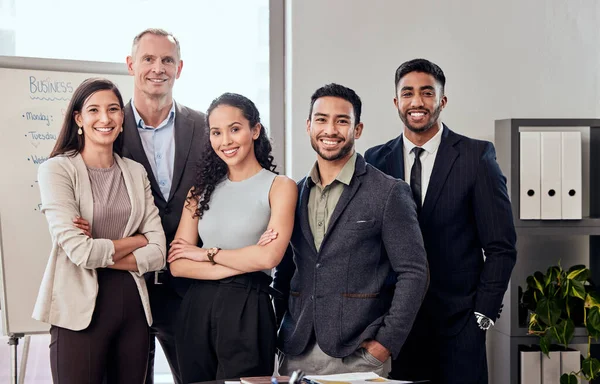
[50, 269, 150, 384]
[392, 312, 488, 384]
[176, 272, 277, 383]
[145, 280, 184, 384]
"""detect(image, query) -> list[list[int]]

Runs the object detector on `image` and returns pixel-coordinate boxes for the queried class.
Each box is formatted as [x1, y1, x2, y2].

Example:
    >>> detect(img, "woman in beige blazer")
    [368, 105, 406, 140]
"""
[33, 78, 166, 384]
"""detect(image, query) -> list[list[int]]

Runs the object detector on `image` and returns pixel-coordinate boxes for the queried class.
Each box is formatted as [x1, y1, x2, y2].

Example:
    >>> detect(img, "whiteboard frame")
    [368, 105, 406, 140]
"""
[0, 57, 130, 336]
[0, 56, 128, 75]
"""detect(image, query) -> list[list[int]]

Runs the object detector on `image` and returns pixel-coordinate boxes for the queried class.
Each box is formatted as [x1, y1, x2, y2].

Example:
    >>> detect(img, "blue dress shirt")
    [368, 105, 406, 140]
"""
[131, 99, 176, 201]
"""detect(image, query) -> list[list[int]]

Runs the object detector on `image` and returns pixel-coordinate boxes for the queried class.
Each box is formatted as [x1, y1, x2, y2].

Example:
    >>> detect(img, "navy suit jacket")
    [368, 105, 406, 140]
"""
[365, 125, 517, 336]
[122, 101, 207, 297]
[274, 154, 428, 359]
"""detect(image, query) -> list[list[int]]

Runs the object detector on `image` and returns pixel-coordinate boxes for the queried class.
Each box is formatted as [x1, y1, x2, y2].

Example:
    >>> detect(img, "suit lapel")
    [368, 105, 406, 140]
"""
[384, 135, 405, 180]
[168, 103, 195, 203]
[123, 102, 163, 202]
[298, 178, 317, 253]
[420, 126, 460, 223]
[71, 154, 94, 226]
[320, 156, 366, 249]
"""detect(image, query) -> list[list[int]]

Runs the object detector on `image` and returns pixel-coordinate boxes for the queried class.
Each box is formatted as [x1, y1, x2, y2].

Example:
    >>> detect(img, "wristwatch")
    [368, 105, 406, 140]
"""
[475, 312, 494, 331]
[206, 247, 221, 265]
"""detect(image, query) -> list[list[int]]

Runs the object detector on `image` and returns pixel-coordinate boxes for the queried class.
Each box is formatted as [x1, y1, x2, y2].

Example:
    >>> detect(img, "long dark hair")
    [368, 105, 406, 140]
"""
[50, 78, 125, 158]
[188, 92, 277, 219]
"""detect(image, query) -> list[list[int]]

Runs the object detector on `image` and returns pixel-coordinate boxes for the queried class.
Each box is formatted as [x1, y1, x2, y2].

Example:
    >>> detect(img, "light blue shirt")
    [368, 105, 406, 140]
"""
[131, 99, 176, 201]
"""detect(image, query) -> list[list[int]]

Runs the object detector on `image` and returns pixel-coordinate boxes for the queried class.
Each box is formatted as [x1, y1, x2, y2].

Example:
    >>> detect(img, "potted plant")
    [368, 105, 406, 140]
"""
[521, 263, 600, 383]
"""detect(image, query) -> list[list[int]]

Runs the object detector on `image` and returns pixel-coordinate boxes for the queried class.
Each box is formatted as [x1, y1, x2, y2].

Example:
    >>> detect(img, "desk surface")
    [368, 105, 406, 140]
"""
[190, 380, 430, 384]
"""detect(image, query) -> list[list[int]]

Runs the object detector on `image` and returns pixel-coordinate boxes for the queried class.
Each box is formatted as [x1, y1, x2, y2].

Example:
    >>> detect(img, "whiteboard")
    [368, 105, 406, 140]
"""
[0, 56, 133, 336]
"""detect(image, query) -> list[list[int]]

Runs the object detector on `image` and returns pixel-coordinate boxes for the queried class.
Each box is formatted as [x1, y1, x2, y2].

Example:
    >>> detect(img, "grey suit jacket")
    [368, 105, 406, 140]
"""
[122, 102, 207, 295]
[274, 154, 428, 359]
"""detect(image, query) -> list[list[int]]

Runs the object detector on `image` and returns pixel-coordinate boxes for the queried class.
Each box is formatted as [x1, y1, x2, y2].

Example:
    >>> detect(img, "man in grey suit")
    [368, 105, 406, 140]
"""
[274, 83, 428, 377]
[75, 28, 207, 384]
[123, 28, 207, 384]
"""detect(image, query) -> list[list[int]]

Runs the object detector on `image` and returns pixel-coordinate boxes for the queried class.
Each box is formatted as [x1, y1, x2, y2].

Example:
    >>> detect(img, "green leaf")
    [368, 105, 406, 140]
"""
[537, 297, 561, 326]
[547, 266, 561, 284]
[570, 280, 587, 300]
[582, 357, 600, 379]
[587, 307, 600, 339]
[560, 373, 578, 384]
[567, 265, 589, 281]
[586, 291, 600, 309]
[540, 331, 552, 356]
[528, 273, 545, 293]
[552, 319, 575, 347]
[563, 280, 571, 299]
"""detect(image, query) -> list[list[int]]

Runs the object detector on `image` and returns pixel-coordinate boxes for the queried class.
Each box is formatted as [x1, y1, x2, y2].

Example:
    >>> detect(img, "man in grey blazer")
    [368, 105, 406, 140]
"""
[75, 28, 207, 384]
[123, 28, 207, 384]
[274, 83, 428, 377]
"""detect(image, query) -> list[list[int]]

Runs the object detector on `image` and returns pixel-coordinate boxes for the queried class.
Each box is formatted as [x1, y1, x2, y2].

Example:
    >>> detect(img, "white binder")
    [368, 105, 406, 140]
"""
[520, 349, 542, 384]
[541, 351, 561, 384]
[560, 131, 582, 219]
[520, 132, 541, 219]
[541, 132, 562, 219]
[561, 349, 581, 383]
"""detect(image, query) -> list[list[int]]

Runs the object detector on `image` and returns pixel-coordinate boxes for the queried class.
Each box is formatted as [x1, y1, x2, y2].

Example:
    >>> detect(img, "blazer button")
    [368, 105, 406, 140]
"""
[310, 295, 314, 301]
[164, 207, 171, 214]
[316, 263, 321, 268]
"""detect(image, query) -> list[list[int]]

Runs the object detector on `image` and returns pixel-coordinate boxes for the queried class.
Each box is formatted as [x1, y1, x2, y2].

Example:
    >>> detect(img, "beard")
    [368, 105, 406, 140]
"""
[311, 134, 355, 161]
[399, 103, 442, 134]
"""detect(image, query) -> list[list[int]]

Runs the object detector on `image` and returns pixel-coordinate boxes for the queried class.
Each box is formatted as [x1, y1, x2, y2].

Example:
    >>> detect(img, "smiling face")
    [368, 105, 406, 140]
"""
[307, 96, 363, 163]
[74, 89, 124, 151]
[208, 104, 260, 168]
[126, 33, 183, 100]
[394, 71, 447, 135]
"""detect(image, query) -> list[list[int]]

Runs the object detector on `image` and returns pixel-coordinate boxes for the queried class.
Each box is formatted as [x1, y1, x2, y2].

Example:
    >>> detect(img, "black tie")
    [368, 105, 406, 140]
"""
[410, 147, 425, 213]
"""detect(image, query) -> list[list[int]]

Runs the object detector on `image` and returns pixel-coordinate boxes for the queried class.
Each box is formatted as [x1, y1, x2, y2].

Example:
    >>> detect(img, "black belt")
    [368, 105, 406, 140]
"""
[217, 272, 283, 299]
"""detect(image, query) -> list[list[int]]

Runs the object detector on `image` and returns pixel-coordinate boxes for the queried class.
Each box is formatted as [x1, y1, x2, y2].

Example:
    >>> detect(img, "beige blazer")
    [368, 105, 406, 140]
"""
[32, 153, 166, 330]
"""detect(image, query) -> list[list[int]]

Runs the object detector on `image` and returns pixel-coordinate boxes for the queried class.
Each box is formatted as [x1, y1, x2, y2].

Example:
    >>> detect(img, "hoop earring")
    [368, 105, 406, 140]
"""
[77, 126, 83, 135]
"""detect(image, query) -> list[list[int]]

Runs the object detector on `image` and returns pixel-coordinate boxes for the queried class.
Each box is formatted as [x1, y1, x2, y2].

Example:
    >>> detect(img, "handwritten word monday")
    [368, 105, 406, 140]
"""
[24, 112, 52, 126]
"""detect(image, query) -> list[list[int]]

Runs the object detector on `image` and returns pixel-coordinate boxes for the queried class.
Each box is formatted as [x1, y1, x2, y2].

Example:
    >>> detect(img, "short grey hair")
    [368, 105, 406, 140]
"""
[131, 28, 181, 60]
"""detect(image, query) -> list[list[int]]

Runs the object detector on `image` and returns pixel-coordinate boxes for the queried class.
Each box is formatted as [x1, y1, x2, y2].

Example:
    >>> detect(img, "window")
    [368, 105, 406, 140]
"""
[1, 0, 270, 126]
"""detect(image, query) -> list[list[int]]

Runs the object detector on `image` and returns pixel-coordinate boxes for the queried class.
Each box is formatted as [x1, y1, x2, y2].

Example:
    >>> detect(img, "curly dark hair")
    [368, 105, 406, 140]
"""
[188, 92, 278, 219]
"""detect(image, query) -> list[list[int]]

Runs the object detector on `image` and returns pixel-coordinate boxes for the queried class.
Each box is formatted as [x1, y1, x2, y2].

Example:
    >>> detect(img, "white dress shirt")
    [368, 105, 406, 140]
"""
[402, 125, 444, 204]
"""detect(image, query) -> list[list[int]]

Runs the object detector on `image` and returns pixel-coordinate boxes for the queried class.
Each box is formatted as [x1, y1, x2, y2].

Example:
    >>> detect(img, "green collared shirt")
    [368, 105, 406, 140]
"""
[307, 152, 357, 250]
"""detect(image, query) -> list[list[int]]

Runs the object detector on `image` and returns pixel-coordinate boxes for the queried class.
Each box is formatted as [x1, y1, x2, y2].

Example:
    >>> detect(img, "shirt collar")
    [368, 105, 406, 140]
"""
[130, 98, 176, 130]
[308, 152, 357, 187]
[403, 124, 444, 155]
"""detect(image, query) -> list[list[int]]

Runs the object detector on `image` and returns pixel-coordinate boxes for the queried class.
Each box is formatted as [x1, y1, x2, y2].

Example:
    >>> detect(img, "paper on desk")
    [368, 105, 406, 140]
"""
[305, 372, 411, 384]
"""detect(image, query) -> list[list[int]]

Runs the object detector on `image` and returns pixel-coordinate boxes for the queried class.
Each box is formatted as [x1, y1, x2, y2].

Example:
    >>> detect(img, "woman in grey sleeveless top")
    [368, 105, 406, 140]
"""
[168, 93, 297, 382]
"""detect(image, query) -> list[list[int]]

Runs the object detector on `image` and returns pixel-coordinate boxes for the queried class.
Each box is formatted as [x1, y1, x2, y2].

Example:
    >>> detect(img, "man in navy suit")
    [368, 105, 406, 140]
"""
[365, 59, 517, 384]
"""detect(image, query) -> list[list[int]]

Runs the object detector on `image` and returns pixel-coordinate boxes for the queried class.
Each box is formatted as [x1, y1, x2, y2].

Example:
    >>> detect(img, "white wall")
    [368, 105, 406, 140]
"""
[285, 0, 600, 179]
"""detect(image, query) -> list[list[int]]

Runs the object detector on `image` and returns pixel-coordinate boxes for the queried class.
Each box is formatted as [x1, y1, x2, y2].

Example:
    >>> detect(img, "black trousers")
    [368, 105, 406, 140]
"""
[392, 312, 488, 384]
[145, 280, 184, 384]
[176, 273, 277, 383]
[50, 269, 150, 384]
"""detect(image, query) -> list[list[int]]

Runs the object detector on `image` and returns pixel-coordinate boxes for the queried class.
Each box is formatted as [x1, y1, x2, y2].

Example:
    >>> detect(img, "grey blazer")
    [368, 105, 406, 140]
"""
[33, 154, 166, 330]
[122, 102, 207, 295]
[274, 154, 428, 359]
